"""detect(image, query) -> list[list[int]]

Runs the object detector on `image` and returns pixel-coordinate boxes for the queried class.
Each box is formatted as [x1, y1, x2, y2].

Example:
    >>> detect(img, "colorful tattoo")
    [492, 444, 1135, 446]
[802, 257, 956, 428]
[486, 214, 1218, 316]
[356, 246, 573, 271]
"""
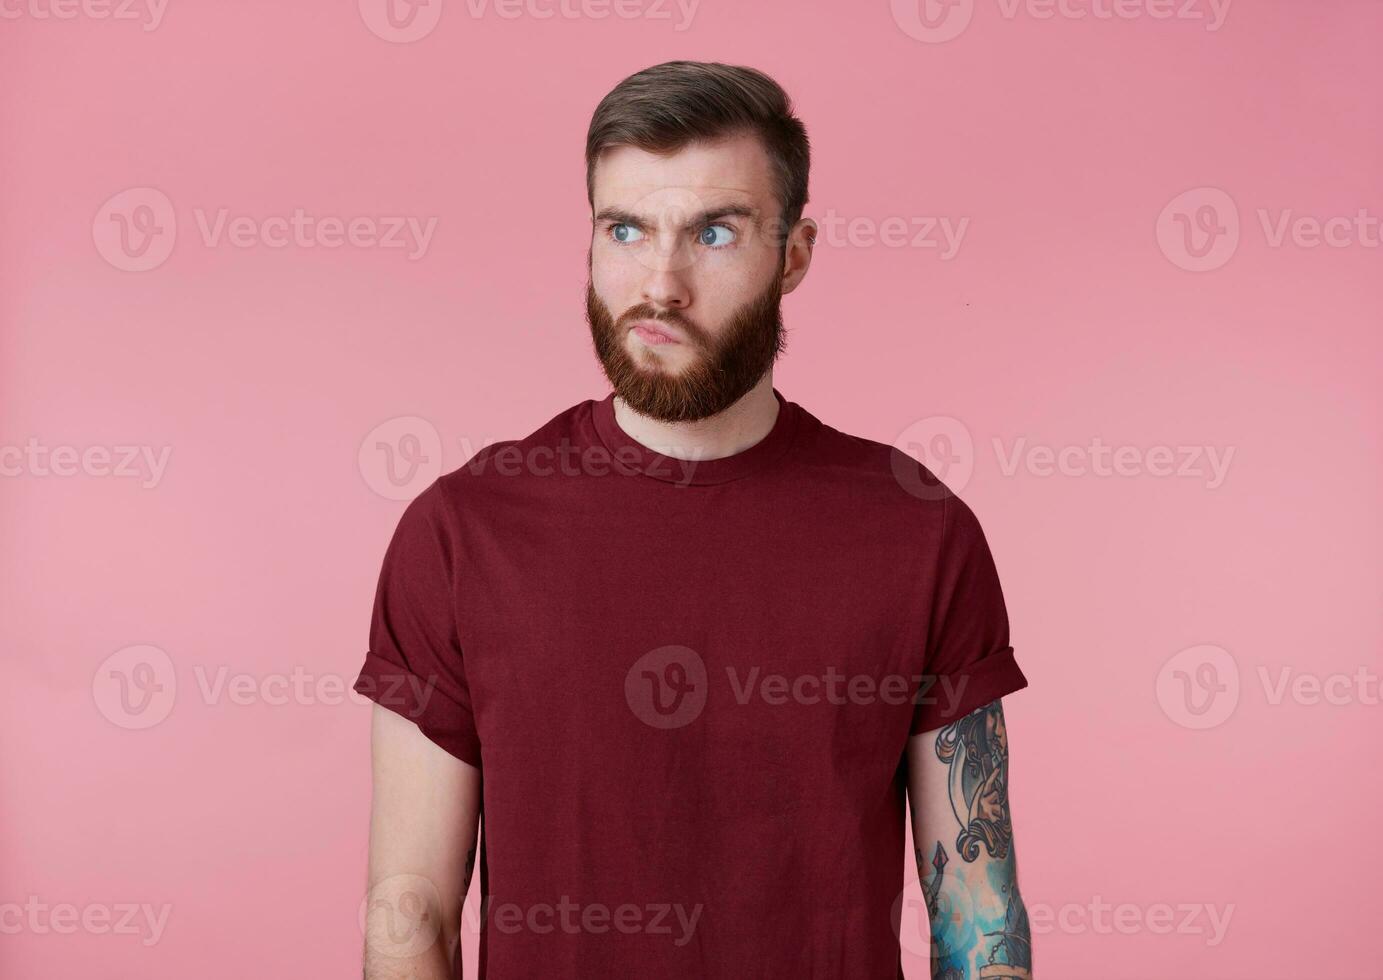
[936, 700, 1013, 862]
[920, 700, 1032, 979]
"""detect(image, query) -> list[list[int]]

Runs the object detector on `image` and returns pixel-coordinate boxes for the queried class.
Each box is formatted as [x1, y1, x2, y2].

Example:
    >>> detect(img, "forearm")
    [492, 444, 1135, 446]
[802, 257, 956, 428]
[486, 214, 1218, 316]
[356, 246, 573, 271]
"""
[909, 698, 1033, 979]
[363, 926, 454, 980]
[362, 870, 460, 980]
[916, 840, 1031, 978]
[363, 706, 481, 979]
[362, 840, 476, 978]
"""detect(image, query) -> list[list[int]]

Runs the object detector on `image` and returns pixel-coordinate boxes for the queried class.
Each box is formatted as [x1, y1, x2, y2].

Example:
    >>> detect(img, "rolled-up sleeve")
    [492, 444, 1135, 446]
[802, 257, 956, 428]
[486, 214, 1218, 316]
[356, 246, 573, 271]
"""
[911, 492, 1028, 734]
[353, 479, 481, 769]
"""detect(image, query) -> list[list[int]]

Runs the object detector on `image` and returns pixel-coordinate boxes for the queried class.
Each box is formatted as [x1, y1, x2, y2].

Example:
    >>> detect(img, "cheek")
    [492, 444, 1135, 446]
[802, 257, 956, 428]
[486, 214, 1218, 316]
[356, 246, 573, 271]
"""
[687, 257, 764, 315]
[709, 242, 777, 289]
[590, 252, 636, 307]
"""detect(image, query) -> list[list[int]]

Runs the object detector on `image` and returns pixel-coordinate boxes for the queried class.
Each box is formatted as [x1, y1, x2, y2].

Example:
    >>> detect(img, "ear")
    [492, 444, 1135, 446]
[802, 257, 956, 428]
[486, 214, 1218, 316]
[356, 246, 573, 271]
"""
[780, 217, 817, 296]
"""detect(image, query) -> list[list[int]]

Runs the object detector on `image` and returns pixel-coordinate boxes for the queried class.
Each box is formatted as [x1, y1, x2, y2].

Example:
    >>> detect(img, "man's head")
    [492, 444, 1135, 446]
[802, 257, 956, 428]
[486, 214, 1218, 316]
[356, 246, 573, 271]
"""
[584, 61, 815, 423]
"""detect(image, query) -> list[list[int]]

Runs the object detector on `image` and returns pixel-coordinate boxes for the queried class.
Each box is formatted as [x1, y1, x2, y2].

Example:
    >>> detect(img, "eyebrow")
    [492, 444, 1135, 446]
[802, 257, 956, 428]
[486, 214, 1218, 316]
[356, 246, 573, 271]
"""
[592, 203, 759, 230]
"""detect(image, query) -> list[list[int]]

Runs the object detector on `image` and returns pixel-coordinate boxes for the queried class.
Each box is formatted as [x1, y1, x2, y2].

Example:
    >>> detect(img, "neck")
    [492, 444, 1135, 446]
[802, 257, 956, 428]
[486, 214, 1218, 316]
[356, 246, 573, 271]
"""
[611, 375, 779, 463]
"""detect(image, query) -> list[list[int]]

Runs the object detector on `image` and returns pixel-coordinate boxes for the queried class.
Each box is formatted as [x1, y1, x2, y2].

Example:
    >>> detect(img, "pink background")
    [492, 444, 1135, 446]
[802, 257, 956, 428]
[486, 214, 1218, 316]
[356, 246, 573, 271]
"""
[2, 1, 1379, 977]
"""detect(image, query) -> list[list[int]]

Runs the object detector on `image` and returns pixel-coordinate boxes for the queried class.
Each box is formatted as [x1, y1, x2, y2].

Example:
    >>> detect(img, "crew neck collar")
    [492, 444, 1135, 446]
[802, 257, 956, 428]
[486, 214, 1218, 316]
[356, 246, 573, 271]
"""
[591, 387, 800, 486]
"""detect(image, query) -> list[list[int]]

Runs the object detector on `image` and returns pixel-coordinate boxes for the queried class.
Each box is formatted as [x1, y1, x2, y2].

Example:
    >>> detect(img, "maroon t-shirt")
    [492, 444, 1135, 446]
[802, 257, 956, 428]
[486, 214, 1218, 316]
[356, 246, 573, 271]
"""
[354, 387, 1028, 979]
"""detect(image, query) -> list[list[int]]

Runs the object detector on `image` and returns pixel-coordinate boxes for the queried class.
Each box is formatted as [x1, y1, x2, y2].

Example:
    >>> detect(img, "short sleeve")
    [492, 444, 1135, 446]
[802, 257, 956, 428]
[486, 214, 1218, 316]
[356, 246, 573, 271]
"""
[910, 493, 1028, 734]
[352, 480, 482, 769]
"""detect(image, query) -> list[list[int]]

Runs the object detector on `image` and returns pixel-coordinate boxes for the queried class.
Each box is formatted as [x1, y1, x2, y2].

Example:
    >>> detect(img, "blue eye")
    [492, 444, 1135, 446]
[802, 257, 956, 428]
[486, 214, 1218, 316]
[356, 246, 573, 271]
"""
[611, 224, 645, 244]
[699, 224, 736, 247]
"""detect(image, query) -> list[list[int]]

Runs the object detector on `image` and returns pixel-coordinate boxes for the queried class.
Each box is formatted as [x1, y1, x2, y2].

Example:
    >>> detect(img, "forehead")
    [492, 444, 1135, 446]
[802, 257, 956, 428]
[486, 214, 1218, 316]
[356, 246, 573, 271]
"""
[591, 131, 777, 217]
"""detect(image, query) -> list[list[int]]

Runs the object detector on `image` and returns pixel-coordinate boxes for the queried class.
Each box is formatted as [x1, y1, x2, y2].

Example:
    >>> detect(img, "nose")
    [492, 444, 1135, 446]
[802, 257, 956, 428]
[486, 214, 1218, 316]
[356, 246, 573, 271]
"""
[641, 267, 691, 313]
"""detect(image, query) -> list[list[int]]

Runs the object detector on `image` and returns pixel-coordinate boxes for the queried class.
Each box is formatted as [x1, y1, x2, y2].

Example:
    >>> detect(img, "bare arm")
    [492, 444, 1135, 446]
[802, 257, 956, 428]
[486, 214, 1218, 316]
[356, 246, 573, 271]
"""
[363, 704, 481, 980]
[907, 698, 1032, 979]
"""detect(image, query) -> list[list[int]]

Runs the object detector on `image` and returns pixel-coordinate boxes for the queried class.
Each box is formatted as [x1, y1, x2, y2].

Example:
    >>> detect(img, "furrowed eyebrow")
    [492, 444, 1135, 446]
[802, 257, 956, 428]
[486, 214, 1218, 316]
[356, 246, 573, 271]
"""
[592, 204, 758, 230]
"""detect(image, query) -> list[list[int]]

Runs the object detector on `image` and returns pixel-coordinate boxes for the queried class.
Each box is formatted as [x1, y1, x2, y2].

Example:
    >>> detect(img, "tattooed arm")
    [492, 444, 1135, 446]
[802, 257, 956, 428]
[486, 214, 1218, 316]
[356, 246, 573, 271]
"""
[907, 698, 1032, 980]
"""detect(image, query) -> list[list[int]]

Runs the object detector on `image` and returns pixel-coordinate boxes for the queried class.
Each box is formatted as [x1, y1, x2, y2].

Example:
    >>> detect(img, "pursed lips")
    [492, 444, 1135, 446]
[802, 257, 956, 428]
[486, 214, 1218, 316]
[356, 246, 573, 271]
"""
[628, 320, 682, 345]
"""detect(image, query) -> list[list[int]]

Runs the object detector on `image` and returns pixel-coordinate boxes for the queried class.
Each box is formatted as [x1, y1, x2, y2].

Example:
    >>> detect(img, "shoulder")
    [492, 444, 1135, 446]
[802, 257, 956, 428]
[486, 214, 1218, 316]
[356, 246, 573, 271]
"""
[426, 398, 596, 502]
[794, 404, 972, 522]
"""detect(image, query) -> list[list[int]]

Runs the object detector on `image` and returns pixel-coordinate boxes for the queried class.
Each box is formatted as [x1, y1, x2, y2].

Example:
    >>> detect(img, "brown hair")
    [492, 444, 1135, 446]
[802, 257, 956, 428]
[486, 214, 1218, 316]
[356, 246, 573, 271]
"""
[585, 61, 811, 246]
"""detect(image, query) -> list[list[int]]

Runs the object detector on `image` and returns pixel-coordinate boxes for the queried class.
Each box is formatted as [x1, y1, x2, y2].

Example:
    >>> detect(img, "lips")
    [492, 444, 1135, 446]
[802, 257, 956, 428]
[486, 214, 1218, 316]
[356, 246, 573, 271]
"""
[629, 320, 681, 345]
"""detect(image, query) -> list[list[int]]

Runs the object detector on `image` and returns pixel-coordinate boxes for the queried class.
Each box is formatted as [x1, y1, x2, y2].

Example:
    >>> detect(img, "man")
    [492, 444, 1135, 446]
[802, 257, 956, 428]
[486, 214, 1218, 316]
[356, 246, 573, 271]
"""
[356, 61, 1032, 979]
